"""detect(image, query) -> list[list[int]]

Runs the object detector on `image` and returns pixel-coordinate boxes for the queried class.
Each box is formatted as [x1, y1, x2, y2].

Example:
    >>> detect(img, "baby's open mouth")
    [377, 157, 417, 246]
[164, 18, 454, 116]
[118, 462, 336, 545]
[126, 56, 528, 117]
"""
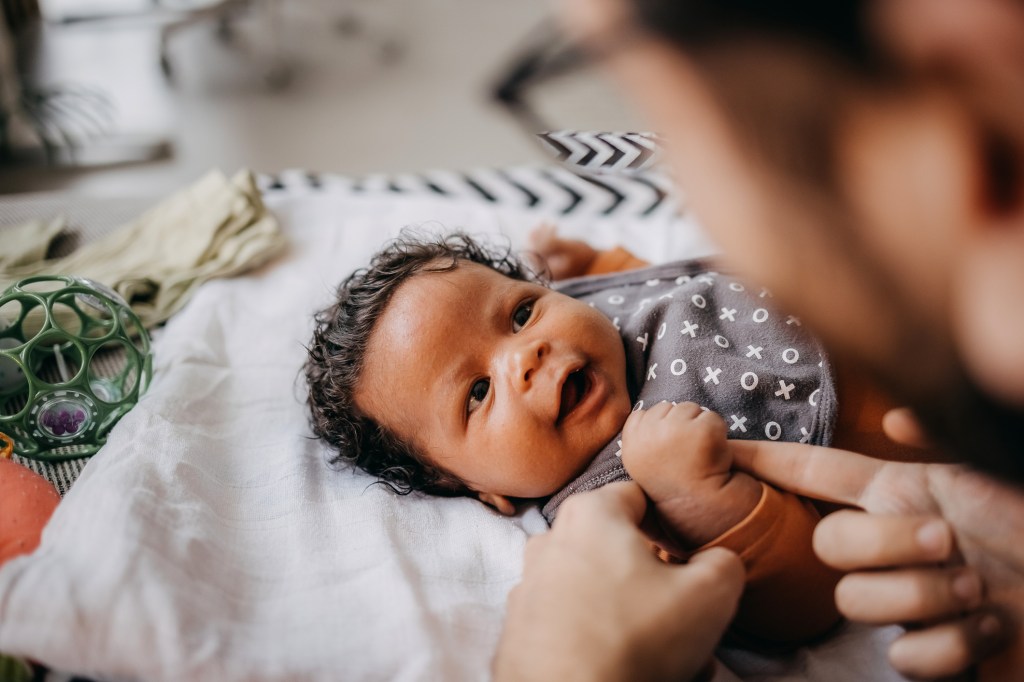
[557, 367, 591, 423]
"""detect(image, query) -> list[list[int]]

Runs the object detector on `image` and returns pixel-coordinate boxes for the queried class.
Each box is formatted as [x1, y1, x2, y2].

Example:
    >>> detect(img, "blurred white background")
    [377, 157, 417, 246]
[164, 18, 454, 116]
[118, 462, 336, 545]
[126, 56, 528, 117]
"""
[0, 0, 643, 196]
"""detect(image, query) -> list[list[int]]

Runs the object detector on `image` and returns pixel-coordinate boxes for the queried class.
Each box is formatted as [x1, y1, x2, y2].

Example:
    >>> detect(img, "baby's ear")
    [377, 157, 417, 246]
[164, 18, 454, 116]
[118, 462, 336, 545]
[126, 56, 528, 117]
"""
[477, 492, 517, 517]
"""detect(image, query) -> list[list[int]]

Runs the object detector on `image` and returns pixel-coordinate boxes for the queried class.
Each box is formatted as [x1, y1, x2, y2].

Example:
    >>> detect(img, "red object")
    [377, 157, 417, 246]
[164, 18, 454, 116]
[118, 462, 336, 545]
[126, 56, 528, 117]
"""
[0, 457, 60, 566]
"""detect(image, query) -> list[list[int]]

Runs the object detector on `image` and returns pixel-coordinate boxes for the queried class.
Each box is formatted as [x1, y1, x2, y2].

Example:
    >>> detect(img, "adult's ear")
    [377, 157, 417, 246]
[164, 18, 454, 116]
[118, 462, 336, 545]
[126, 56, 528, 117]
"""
[871, 0, 1024, 219]
[875, 0, 1024, 73]
[873, 0, 1024, 154]
[477, 492, 517, 517]
[868, 0, 1024, 405]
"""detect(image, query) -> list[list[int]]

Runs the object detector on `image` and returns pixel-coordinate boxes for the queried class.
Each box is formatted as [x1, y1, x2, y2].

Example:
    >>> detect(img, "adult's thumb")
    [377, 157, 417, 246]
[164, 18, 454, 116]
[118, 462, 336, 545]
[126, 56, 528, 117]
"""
[679, 547, 745, 612]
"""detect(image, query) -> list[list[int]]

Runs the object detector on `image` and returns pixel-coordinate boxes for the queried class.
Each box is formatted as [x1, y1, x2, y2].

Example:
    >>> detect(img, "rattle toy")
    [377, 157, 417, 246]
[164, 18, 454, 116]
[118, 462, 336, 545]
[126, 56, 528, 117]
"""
[0, 276, 153, 462]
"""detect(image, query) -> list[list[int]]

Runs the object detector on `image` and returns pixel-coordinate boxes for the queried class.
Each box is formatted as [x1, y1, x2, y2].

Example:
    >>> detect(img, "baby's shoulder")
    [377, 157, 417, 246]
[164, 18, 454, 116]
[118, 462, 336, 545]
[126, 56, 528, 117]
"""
[554, 258, 723, 299]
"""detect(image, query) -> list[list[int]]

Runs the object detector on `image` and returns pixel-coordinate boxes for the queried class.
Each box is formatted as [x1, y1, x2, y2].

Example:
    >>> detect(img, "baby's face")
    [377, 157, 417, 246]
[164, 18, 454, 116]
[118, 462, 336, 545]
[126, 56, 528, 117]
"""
[355, 260, 631, 501]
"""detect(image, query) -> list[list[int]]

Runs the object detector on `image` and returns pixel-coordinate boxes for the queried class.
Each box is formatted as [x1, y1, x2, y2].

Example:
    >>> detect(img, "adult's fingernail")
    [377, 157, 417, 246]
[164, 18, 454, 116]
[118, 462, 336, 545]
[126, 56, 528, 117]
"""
[952, 571, 981, 604]
[916, 520, 949, 555]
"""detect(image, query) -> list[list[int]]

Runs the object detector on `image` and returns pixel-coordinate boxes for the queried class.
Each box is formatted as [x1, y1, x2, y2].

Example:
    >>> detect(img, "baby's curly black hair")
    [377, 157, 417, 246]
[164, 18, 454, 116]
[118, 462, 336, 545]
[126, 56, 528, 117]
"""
[305, 230, 543, 496]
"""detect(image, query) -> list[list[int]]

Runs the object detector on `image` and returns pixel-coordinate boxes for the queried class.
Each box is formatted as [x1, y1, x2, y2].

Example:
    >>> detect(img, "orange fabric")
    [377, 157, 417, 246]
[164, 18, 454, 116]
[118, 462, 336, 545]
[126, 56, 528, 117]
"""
[0, 458, 60, 566]
[702, 482, 843, 646]
[583, 246, 650, 275]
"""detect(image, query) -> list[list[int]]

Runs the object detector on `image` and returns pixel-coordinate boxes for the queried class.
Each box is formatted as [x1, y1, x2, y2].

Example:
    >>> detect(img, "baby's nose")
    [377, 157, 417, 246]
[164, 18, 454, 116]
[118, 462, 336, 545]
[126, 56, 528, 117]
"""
[508, 340, 549, 389]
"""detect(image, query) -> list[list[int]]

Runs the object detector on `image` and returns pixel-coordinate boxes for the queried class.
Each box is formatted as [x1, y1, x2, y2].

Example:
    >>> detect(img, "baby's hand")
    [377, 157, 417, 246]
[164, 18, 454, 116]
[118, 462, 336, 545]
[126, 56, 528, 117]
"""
[621, 402, 732, 503]
[528, 223, 598, 280]
[622, 402, 760, 549]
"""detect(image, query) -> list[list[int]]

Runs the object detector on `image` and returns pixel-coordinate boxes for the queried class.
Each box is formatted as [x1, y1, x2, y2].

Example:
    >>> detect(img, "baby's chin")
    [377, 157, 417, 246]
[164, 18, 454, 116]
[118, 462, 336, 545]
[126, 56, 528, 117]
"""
[552, 401, 632, 490]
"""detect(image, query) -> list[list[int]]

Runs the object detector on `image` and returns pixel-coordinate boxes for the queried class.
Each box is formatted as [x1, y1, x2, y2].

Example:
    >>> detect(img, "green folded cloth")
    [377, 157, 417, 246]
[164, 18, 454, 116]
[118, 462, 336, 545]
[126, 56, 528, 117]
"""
[0, 653, 32, 682]
[0, 169, 286, 328]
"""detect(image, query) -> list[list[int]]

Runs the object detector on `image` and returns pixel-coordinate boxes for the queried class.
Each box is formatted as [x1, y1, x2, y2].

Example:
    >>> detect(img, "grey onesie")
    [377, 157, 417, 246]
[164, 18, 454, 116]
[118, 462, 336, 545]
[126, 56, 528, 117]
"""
[541, 260, 837, 523]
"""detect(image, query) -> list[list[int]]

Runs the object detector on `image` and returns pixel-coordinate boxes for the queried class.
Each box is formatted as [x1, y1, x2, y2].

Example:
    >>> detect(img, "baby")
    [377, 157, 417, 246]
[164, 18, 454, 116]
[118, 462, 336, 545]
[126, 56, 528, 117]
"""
[305, 230, 907, 646]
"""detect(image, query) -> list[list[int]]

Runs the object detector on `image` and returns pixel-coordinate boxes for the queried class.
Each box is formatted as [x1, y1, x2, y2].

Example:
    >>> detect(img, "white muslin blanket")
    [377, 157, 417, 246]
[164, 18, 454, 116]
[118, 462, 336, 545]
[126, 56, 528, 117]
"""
[0, 179, 905, 681]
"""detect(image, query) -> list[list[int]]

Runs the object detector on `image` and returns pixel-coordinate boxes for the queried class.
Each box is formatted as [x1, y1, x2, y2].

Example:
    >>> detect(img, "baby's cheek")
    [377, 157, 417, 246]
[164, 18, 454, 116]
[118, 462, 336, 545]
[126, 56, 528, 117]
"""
[607, 383, 633, 429]
[521, 455, 580, 498]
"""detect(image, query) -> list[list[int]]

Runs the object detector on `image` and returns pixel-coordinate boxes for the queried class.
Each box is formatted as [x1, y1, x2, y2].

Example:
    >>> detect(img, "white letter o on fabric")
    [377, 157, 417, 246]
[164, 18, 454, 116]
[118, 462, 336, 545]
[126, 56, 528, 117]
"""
[741, 372, 759, 391]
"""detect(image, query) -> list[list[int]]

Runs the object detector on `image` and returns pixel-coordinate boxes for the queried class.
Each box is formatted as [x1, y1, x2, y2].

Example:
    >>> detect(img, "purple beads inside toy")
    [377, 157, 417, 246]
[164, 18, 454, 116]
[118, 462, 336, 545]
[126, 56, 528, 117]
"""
[37, 398, 91, 438]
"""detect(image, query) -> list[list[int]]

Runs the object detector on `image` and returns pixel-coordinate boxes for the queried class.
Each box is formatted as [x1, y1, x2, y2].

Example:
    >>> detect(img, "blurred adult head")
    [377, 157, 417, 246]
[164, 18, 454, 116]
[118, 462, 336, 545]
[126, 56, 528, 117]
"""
[562, 0, 1024, 477]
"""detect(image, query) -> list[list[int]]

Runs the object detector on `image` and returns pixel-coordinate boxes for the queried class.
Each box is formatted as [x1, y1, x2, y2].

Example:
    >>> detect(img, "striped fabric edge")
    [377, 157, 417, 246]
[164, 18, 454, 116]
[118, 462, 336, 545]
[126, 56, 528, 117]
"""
[257, 164, 682, 219]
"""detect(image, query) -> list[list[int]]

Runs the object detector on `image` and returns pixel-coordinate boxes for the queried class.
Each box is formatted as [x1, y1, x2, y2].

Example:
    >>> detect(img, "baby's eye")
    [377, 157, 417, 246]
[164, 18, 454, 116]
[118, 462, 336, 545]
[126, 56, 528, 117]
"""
[512, 301, 534, 332]
[468, 378, 490, 415]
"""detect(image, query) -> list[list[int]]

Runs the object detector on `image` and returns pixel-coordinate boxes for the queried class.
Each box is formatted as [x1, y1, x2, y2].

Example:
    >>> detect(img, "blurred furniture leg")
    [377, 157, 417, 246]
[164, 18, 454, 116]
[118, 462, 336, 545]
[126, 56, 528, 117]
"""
[0, 0, 172, 168]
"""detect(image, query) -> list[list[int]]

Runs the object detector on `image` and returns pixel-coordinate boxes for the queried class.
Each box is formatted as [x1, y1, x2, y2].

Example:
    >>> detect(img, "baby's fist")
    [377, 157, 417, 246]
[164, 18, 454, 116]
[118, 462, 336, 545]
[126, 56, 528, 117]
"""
[620, 402, 731, 503]
[528, 223, 598, 280]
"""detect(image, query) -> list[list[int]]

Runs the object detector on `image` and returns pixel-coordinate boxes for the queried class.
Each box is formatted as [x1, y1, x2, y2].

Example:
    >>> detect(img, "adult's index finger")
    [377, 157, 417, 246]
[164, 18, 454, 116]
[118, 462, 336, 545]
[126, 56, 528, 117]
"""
[730, 440, 885, 507]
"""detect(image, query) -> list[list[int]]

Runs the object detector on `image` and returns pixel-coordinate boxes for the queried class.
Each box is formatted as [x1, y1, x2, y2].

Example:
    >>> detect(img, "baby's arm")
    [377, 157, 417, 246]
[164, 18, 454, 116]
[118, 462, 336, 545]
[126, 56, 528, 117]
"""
[621, 402, 762, 548]
[622, 402, 842, 646]
[529, 225, 648, 279]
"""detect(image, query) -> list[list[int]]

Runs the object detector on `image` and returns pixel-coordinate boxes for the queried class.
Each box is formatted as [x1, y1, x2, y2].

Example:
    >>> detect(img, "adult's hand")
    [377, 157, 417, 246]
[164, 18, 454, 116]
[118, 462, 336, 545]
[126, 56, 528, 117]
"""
[493, 481, 745, 682]
[731, 440, 1024, 680]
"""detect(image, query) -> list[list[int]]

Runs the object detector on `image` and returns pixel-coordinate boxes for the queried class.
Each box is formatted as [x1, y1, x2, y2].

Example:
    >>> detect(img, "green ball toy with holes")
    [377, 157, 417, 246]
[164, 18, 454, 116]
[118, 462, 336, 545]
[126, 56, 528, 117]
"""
[0, 276, 153, 462]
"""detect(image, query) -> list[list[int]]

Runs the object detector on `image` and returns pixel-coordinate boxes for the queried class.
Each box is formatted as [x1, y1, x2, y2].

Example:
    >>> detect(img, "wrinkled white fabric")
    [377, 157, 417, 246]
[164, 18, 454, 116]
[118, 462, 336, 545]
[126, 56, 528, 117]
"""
[0, 179, 903, 681]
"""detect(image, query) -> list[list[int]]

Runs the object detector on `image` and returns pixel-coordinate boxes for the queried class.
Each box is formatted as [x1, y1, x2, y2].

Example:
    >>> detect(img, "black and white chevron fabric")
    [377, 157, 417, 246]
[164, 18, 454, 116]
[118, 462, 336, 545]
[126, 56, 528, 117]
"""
[258, 163, 680, 219]
[537, 131, 662, 174]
